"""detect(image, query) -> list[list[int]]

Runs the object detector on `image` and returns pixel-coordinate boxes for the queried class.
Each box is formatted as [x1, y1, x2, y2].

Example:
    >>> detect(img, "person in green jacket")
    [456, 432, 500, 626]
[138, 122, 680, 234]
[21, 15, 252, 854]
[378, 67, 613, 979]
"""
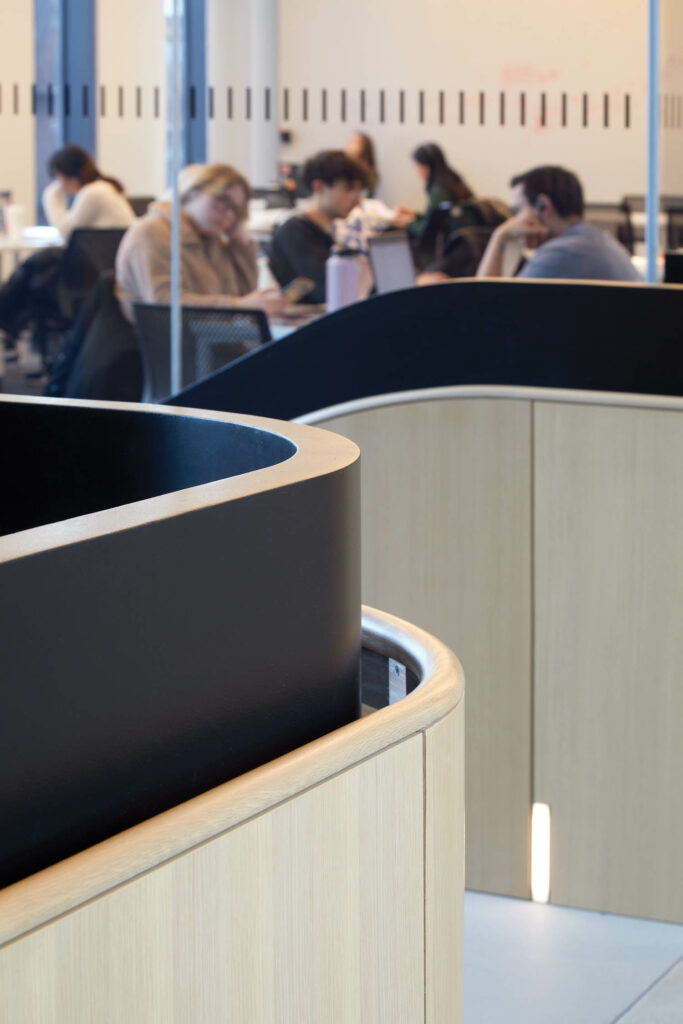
[399, 143, 474, 240]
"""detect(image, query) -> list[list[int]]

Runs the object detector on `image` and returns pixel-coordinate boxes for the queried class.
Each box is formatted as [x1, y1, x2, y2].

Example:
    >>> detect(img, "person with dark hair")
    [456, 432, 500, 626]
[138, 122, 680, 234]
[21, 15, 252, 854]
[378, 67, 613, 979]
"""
[398, 143, 474, 241]
[0, 146, 135, 350]
[43, 144, 135, 243]
[344, 132, 379, 196]
[477, 164, 641, 281]
[267, 150, 367, 303]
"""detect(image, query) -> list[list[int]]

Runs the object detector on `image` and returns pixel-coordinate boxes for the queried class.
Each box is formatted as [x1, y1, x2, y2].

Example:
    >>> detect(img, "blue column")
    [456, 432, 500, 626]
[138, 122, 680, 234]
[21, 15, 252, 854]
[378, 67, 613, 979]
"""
[34, 0, 96, 222]
[62, 0, 96, 154]
[34, 0, 63, 220]
[184, 0, 206, 165]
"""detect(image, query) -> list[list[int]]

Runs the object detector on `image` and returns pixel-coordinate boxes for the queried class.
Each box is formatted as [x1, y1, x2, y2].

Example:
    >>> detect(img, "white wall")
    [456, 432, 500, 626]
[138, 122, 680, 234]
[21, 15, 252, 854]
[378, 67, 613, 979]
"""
[278, 0, 648, 207]
[206, 0, 280, 183]
[0, 1, 35, 216]
[660, 0, 683, 195]
[96, 0, 167, 199]
[0, 1, 665, 224]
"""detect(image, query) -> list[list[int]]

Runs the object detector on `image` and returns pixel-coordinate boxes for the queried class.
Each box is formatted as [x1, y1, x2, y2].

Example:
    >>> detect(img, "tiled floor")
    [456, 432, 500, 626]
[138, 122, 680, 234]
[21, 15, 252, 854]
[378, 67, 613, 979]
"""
[465, 892, 683, 1024]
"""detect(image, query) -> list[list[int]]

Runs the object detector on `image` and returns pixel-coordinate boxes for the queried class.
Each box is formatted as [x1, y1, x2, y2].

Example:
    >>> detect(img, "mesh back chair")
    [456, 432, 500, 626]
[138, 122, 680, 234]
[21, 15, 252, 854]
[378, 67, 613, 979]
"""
[127, 196, 156, 217]
[584, 202, 634, 253]
[133, 303, 271, 402]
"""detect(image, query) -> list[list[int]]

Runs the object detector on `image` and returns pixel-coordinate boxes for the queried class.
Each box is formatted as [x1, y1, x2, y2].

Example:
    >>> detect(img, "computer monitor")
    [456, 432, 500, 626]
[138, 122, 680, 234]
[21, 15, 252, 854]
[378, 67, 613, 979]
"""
[368, 232, 416, 294]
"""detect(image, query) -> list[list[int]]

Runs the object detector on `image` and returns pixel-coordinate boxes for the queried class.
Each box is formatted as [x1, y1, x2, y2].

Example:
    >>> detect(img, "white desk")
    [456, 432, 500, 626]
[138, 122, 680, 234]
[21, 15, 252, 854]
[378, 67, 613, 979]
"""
[0, 226, 62, 280]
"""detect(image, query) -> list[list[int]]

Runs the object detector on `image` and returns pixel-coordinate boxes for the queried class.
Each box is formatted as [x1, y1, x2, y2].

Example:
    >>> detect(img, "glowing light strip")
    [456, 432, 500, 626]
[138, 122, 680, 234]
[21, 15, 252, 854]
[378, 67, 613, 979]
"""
[531, 803, 551, 903]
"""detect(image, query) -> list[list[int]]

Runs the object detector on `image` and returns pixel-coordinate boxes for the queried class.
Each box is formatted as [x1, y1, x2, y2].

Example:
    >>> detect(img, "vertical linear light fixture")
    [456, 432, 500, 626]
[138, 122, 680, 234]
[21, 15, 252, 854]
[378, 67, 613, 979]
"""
[646, 0, 660, 283]
[169, 0, 184, 395]
[530, 803, 551, 903]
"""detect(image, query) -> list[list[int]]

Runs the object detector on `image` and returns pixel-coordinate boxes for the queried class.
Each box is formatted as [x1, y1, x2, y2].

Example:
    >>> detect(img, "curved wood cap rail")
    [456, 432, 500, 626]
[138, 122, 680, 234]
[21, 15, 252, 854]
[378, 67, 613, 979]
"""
[0, 395, 359, 560]
[296, 383, 683, 425]
[0, 606, 464, 947]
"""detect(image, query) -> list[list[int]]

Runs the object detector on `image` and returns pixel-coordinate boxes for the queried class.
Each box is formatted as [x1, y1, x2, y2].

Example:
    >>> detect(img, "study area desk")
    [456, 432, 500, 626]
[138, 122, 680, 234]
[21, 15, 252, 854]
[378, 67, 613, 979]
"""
[0, 226, 62, 279]
[0, 395, 465, 1023]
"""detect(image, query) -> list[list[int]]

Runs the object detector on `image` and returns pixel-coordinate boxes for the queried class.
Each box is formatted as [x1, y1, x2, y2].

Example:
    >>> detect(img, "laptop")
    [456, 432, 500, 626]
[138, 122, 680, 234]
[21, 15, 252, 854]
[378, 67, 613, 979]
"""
[368, 232, 416, 294]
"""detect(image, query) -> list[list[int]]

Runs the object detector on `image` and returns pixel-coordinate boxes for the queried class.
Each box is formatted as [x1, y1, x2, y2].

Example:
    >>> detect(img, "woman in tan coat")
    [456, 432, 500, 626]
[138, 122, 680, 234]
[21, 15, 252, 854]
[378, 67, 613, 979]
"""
[116, 163, 285, 320]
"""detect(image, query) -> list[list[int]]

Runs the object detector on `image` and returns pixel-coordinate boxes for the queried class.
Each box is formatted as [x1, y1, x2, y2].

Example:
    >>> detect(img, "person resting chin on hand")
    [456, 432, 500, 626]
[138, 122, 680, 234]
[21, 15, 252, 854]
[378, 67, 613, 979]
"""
[476, 201, 550, 278]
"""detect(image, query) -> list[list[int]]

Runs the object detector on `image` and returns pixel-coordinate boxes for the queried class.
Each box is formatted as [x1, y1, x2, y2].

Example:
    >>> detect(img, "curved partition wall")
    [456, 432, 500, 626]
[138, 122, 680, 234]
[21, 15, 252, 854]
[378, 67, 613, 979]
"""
[0, 396, 360, 890]
[305, 386, 683, 924]
[168, 279, 683, 420]
[0, 607, 465, 1024]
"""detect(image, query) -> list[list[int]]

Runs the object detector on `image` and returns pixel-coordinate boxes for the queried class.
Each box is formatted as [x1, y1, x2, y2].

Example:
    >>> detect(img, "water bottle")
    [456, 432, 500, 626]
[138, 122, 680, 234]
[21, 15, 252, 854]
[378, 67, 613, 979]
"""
[326, 248, 362, 312]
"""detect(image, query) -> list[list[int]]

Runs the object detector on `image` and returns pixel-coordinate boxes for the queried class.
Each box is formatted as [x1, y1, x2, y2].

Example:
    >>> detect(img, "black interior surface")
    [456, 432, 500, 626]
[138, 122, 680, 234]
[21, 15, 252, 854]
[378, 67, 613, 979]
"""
[168, 280, 683, 421]
[0, 402, 295, 536]
[1, 400, 359, 890]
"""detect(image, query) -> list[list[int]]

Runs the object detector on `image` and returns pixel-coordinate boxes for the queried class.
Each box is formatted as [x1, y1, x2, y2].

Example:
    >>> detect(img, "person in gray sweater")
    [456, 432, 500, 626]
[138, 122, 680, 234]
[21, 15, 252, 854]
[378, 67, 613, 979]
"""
[477, 165, 641, 282]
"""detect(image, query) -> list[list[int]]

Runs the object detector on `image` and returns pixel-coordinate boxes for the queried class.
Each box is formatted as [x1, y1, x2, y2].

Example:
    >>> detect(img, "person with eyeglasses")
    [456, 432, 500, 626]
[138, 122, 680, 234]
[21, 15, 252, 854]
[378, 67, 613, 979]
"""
[116, 163, 286, 320]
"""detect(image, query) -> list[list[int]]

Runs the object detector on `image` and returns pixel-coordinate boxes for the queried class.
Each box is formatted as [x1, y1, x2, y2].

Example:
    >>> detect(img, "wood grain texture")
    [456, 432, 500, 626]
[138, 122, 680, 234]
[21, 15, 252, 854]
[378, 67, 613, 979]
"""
[0, 607, 463, 946]
[425, 702, 465, 1024]
[323, 400, 532, 897]
[534, 402, 683, 922]
[0, 736, 426, 1024]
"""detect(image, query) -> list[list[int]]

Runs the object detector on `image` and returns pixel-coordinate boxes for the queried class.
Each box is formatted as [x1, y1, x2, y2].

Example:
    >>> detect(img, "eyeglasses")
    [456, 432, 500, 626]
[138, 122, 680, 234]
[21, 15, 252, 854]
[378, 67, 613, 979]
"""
[211, 193, 246, 219]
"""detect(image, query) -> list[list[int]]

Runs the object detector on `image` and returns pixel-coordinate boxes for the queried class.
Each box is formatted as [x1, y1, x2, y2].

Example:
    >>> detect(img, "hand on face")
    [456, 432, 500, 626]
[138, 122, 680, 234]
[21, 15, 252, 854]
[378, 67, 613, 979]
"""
[499, 209, 550, 248]
[501, 183, 551, 248]
[185, 184, 247, 236]
[54, 172, 81, 196]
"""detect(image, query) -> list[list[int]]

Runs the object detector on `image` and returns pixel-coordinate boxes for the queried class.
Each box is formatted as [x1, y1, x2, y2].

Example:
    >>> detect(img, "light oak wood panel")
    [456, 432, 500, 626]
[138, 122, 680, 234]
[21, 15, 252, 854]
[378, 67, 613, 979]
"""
[323, 400, 532, 897]
[534, 402, 683, 922]
[425, 702, 465, 1024]
[0, 736, 426, 1024]
[0, 607, 463, 945]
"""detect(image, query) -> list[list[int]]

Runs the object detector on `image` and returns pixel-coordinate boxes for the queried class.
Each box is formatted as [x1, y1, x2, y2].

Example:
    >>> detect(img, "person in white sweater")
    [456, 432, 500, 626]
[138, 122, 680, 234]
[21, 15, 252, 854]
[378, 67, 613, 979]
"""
[0, 147, 135, 344]
[42, 145, 135, 242]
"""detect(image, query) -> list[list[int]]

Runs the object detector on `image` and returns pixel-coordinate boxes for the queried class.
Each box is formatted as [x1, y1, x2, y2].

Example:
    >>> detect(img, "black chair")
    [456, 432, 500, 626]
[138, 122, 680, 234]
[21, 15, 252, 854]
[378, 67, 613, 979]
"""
[584, 202, 634, 253]
[665, 207, 683, 250]
[46, 270, 142, 401]
[133, 303, 271, 402]
[127, 195, 156, 217]
[30, 227, 127, 368]
[59, 227, 128, 317]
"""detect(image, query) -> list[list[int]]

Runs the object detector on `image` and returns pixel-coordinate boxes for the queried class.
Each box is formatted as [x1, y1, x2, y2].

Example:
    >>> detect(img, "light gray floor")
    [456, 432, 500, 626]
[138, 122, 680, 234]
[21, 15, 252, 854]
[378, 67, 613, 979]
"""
[465, 892, 683, 1024]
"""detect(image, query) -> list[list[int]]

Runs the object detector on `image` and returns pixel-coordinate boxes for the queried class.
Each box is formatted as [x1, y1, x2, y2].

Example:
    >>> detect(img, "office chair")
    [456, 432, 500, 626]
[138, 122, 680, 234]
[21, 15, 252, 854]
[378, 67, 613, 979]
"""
[127, 195, 156, 217]
[59, 228, 128, 317]
[46, 271, 142, 401]
[133, 302, 271, 402]
[31, 227, 127, 369]
[665, 206, 683, 250]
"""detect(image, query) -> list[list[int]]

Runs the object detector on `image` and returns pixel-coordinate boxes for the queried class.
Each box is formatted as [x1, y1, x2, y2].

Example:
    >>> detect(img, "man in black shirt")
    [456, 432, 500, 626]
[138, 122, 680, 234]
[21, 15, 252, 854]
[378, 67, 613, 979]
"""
[268, 151, 367, 303]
